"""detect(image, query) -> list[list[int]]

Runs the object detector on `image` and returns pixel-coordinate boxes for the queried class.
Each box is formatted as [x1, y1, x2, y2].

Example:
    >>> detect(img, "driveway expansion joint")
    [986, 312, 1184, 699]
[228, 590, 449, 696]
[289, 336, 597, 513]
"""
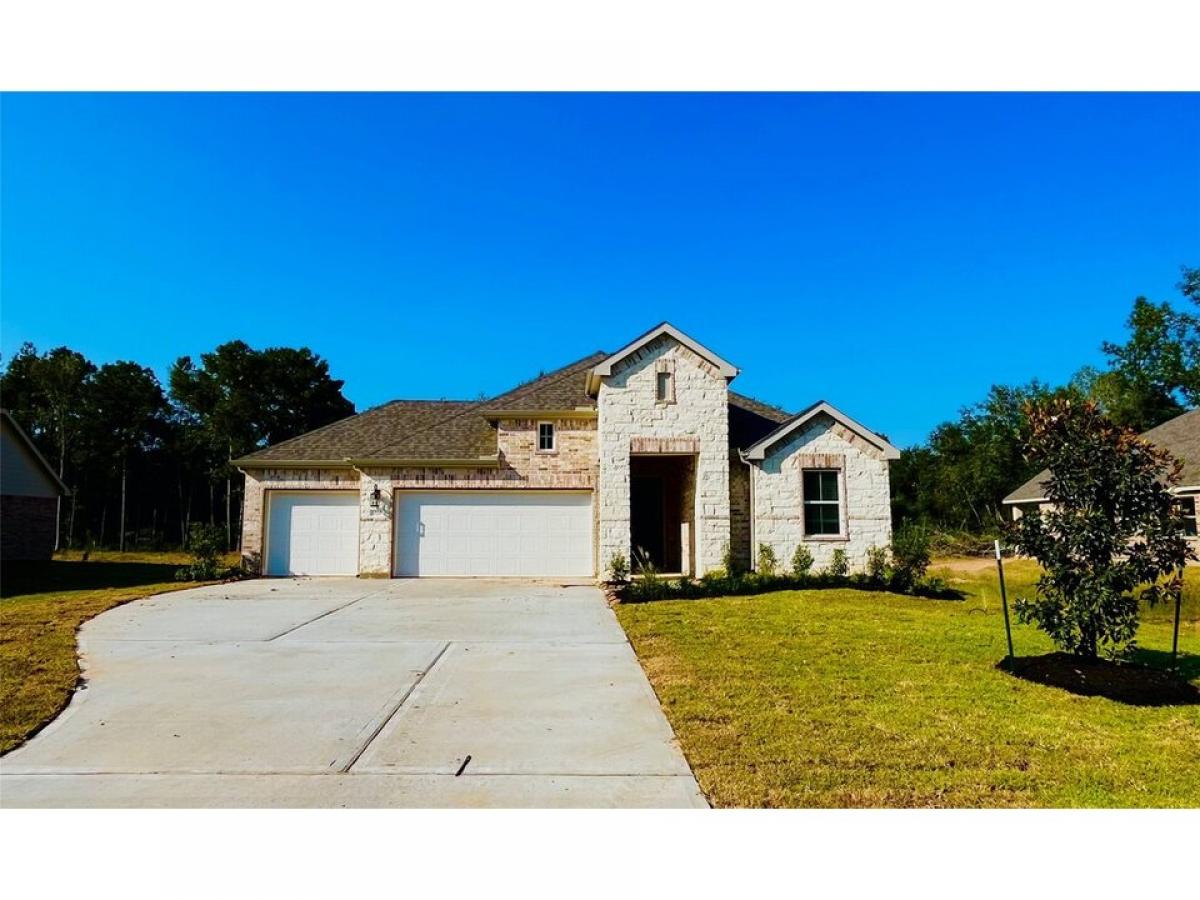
[337, 641, 453, 774]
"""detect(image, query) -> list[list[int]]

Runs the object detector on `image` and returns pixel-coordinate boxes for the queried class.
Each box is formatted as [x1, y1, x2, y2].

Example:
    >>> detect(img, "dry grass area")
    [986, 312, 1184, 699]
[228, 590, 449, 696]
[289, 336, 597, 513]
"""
[0, 551, 234, 754]
[617, 558, 1200, 808]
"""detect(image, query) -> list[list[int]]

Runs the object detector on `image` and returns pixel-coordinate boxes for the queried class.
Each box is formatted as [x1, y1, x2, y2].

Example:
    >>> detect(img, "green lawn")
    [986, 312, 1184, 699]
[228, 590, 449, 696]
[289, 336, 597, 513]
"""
[616, 559, 1200, 808]
[0, 551, 232, 754]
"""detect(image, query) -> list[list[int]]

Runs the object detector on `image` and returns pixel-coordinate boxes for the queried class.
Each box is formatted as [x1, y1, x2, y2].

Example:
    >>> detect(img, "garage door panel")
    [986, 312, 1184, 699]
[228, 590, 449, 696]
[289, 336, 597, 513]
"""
[267, 492, 359, 576]
[395, 492, 593, 577]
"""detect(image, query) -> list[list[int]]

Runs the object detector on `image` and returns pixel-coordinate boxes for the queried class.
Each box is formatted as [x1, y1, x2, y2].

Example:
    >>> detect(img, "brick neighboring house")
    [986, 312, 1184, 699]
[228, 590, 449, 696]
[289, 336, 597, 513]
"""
[1, 409, 69, 562]
[234, 323, 899, 578]
[1003, 407, 1200, 556]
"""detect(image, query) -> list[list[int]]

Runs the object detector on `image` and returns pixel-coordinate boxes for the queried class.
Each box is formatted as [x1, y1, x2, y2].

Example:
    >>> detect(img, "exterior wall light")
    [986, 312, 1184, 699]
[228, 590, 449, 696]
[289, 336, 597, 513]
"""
[370, 485, 382, 510]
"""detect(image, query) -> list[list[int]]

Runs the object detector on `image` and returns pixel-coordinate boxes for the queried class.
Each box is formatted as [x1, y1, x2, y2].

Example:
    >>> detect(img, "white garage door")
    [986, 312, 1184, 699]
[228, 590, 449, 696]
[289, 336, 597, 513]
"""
[266, 492, 359, 576]
[395, 491, 593, 577]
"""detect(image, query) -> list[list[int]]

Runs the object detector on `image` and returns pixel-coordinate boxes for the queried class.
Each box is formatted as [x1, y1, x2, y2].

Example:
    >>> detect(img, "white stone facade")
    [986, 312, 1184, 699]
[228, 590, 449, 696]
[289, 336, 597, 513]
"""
[239, 327, 898, 579]
[750, 413, 893, 572]
[596, 335, 730, 576]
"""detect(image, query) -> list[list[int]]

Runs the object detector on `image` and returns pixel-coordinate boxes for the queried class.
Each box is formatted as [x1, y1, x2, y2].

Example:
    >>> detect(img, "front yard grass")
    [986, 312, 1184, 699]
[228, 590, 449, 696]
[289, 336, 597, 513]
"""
[616, 559, 1200, 808]
[0, 551, 233, 754]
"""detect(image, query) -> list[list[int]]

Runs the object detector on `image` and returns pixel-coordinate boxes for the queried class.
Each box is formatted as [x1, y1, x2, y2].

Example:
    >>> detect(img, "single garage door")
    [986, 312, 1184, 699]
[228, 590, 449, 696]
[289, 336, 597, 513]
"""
[266, 491, 359, 576]
[395, 491, 593, 577]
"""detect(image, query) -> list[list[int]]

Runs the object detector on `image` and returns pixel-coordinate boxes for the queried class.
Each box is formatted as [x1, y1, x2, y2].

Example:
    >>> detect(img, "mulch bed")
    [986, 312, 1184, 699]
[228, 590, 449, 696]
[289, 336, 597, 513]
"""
[999, 652, 1200, 707]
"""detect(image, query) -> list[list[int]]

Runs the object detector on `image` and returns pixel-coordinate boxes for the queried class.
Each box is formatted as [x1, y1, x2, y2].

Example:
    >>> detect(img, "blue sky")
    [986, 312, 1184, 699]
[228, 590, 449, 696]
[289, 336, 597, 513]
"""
[2, 93, 1197, 447]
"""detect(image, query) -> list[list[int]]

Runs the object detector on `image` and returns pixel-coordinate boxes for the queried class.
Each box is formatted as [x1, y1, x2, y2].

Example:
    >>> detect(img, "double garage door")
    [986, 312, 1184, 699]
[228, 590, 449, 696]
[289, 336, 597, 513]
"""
[265, 490, 593, 577]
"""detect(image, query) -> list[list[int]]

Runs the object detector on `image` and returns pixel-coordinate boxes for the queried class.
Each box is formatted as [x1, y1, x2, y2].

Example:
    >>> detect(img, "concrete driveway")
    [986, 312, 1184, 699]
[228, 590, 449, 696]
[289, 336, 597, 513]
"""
[0, 578, 705, 808]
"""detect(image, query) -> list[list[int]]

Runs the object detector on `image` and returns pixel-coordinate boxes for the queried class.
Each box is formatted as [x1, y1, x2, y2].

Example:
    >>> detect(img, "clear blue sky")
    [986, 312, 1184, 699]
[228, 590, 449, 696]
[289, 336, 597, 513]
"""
[2, 93, 1197, 446]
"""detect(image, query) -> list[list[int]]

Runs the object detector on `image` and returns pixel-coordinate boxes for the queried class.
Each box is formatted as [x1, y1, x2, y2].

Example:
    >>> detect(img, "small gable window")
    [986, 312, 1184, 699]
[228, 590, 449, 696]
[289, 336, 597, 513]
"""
[656, 370, 674, 403]
[537, 421, 556, 452]
[803, 470, 842, 536]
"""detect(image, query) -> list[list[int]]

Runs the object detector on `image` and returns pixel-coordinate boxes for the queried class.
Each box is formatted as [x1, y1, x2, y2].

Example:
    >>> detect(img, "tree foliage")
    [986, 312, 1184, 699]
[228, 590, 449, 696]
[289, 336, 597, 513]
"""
[893, 265, 1198, 533]
[1, 340, 353, 552]
[1006, 399, 1193, 659]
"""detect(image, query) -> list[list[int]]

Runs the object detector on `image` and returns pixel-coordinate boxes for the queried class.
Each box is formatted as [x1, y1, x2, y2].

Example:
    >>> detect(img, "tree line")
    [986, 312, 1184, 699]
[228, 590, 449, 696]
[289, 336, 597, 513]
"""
[891, 266, 1199, 534]
[0, 341, 354, 552]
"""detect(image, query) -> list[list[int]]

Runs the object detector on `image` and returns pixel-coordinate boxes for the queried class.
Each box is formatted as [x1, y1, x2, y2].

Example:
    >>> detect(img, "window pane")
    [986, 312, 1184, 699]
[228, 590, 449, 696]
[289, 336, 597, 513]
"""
[804, 502, 840, 535]
[538, 423, 554, 450]
[656, 371, 671, 400]
[803, 471, 820, 499]
[1180, 497, 1198, 536]
[820, 471, 839, 501]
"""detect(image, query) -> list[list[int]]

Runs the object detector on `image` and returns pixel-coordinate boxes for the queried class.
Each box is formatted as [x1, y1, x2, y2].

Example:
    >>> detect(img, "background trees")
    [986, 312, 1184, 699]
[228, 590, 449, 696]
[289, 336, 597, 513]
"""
[0, 341, 353, 552]
[892, 265, 1198, 536]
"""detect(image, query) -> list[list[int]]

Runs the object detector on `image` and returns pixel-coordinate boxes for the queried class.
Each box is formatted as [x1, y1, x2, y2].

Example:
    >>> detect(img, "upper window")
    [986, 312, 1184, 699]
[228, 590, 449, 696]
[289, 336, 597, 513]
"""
[803, 470, 842, 536]
[537, 421, 556, 452]
[655, 370, 674, 402]
[1176, 496, 1198, 537]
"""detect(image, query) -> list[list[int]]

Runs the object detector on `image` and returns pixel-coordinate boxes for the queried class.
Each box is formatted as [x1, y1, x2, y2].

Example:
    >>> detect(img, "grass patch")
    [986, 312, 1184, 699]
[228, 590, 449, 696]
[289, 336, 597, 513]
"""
[616, 558, 1200, 808]
[0, 551, 234, 754]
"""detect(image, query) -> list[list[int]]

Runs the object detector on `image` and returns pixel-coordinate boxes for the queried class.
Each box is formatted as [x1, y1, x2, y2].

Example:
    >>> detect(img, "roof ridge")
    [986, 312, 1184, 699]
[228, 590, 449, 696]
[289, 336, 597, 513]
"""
[729, 389, 792, 419]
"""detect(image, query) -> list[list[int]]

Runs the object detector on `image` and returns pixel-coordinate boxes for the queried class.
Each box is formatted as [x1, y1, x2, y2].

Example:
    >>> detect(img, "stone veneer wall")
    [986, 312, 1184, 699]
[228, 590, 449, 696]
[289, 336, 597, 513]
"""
[728, 450, 753, 571]
[240, 420, 599, 575]
[750, 413, 892, 571]
[597, 335, 730, 575]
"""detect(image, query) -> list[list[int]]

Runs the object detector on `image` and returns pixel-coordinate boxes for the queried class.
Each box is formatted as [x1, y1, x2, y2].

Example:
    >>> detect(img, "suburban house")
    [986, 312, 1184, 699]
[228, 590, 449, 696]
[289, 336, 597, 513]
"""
[1003, 406, 1200, 552]
[1, 409, 69, 562]
[234, 323, 899, 578]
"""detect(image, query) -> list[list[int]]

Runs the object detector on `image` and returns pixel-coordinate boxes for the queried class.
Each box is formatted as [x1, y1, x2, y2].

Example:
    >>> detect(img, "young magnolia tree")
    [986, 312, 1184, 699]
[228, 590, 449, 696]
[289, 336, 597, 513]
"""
[1008, 398, 1193, 660]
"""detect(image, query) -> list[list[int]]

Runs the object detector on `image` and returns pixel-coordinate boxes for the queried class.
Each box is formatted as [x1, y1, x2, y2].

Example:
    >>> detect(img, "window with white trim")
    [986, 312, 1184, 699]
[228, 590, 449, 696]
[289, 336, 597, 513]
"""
[537, 421, 556, 452]
[1176, 496, 1198, 537]
[803, 470, 842, 536]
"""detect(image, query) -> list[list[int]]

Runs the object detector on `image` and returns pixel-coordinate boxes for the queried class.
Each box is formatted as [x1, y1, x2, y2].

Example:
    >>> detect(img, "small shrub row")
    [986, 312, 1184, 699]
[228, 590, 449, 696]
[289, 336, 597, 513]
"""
[608, 527, 960, 603]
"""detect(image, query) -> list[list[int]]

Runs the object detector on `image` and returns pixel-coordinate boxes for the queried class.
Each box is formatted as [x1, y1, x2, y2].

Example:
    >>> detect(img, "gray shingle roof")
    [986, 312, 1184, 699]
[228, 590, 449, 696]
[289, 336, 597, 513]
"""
[234, 351, 803, 466]
[1004, 407, 1200, 503]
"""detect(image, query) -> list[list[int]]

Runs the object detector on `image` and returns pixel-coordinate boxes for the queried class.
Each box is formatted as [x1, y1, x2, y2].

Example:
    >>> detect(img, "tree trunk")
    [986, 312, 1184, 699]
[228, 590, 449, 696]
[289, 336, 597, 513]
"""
[54, 425, 66, 551]
[67, 491, 78, 550]
[226, 475, 232, 552]
[99, 504, 107, 547]
[119, 458, 127, 552]
[209, 480, 214, 525]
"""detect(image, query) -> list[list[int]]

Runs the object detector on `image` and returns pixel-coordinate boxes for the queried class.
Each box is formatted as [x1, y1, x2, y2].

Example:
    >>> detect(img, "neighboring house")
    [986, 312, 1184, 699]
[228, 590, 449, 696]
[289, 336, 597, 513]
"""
[234, 323, 899, 578]
[1003, 407, 1200, 553]
[1, 409, 69, 562]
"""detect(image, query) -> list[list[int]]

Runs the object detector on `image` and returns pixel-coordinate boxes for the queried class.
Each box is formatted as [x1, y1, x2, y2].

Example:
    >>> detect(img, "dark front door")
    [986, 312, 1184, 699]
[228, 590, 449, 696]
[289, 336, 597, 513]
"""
[630, 475, 665, 571]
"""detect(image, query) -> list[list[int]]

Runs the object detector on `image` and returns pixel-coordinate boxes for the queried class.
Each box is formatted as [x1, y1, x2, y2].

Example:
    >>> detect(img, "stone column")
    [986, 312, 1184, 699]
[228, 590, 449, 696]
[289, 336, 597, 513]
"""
[357, 468, 394, 577]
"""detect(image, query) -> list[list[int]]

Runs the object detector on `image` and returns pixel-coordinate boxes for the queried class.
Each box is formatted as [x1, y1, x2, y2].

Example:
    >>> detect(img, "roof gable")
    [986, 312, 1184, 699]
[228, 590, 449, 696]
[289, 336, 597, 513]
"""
[1, 410, 69, 495]
[586, 322, 738, 394]
[740, 401, 901, 461]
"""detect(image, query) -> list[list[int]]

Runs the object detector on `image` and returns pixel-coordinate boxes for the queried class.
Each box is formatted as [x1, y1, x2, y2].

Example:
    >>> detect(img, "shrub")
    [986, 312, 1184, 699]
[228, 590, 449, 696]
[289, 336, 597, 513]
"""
[865, 545, 888, 581]
[720, 542, 742, 576]
[828, 548, 849, 578]
[790, 544, 814, 579]
[756, 543, 778, 577]
[607, 551, 630, 584]
[890, 525, 931, 591]
[176, 523, 227, 582]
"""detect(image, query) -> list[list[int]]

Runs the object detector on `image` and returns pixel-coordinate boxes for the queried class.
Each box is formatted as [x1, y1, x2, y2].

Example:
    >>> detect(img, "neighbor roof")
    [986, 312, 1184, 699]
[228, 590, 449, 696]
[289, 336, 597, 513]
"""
[740, 400, 902, 461]
[1003, 407, 1200, 503]
[1, 409, 70, 495]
